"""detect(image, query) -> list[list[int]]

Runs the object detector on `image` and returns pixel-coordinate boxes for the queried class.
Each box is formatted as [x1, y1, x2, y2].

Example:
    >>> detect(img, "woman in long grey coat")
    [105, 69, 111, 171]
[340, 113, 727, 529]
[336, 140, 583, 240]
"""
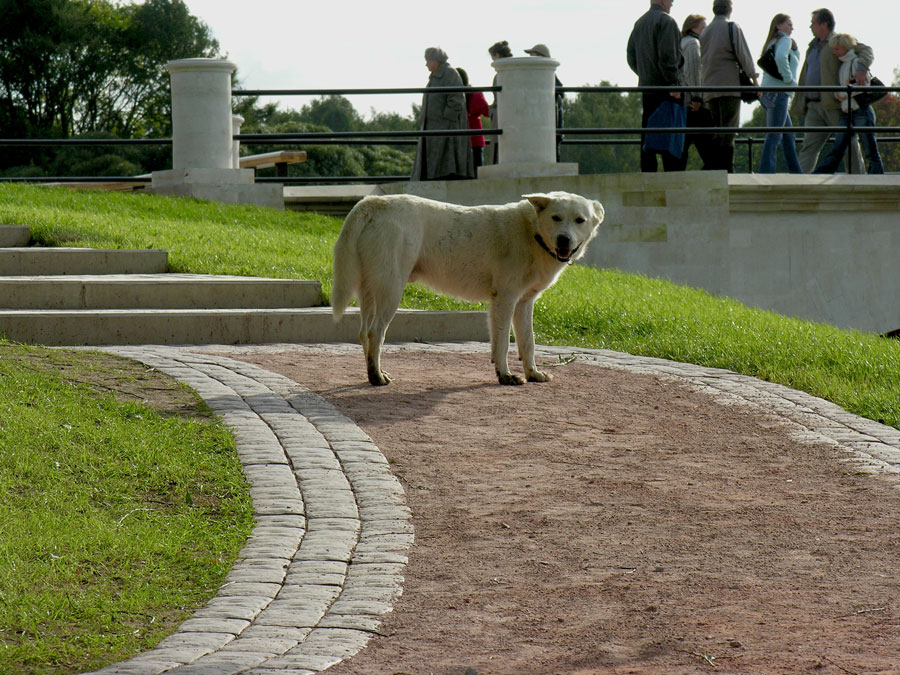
[412, 47, 474, 181]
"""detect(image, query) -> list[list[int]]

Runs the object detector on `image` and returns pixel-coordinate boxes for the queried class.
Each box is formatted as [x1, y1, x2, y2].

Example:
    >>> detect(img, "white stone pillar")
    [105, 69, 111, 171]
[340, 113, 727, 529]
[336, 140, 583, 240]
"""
[232, 114, 245, 169]
[166, 58, 236, 169]
[478, 57, 577, 180]
[151, 58, 283, 209]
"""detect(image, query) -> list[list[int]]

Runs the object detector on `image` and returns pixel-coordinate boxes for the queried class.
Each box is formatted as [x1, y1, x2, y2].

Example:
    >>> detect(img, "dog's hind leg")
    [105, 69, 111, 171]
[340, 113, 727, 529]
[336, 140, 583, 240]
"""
[513, 295, 552, 383]
[489, 294, 524, 385]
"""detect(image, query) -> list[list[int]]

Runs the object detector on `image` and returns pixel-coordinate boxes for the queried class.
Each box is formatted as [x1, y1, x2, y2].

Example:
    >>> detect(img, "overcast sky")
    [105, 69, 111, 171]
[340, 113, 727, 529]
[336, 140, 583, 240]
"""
[180, 0, 898, 124]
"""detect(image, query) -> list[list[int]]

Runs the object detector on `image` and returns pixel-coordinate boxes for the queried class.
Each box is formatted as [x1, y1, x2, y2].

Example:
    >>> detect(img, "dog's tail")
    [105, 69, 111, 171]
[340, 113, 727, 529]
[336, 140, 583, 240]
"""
[330, 199, 368, 321]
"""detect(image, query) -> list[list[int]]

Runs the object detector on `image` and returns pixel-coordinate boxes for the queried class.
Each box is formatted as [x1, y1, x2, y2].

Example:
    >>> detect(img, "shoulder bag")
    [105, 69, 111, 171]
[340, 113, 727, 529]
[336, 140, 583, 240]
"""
[855, 75, 888, 107]
[757, 40, 781, 80]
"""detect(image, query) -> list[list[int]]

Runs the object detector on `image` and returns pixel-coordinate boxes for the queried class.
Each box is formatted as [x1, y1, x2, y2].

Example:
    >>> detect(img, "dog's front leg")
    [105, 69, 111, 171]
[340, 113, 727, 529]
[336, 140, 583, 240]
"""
[489, 294, 523, 385]
[513, 296, 552, 383]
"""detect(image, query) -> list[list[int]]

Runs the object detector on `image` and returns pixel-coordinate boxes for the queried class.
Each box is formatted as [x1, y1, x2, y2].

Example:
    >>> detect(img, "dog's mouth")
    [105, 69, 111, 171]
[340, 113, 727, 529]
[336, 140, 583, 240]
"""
[535, 234, 580, 264]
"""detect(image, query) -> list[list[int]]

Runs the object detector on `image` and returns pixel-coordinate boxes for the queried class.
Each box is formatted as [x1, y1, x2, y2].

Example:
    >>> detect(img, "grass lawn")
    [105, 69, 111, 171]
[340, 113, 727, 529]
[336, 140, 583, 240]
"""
[0, 182, 898, 670]
[0, 344, 253, 673]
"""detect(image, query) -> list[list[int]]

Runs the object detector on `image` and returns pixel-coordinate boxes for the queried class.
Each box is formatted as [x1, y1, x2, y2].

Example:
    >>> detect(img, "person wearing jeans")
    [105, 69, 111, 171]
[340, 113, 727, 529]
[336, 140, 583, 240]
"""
[757, 15, 803, 174]
[813, 33, 883, 174]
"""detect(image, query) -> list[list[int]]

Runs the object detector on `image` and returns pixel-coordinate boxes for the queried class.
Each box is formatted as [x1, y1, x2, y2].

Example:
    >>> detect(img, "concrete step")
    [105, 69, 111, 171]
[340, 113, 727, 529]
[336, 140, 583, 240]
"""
[0, 248, 168, 276]
[0, 226, 31, 247]
[0, 307, 489, 346]
[0, 275, 323, 310]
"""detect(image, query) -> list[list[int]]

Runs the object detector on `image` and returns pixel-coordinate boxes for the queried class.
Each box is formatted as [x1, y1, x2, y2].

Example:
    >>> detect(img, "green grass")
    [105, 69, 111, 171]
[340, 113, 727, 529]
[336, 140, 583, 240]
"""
[0, 344, 253, 673]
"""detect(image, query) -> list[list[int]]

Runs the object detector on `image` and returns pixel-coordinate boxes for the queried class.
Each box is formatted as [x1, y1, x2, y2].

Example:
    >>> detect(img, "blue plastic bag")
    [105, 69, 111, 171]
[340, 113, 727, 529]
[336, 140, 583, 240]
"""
[642, 101, 686, 158]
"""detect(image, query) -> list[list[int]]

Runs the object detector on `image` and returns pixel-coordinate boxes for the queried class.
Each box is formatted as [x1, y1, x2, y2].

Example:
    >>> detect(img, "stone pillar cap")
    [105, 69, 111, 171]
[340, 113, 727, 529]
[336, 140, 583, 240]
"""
[165, 58, 237, 73]
[491, 56, 560, 71]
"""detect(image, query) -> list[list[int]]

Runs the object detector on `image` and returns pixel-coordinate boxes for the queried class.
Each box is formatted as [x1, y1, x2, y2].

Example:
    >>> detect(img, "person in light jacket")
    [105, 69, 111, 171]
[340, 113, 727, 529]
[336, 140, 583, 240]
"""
[757, 14, 803, 174]
[700, 0, 759, 172]
[676, 14, 715, 170]
[813, 34, 883, 174]
[411, 47, 474, 181]
[790, 8, 873, 173]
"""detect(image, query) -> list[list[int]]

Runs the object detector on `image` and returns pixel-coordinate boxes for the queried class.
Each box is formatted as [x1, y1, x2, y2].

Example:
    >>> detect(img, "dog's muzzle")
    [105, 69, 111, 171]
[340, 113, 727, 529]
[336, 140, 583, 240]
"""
[535, 233, 580, 265]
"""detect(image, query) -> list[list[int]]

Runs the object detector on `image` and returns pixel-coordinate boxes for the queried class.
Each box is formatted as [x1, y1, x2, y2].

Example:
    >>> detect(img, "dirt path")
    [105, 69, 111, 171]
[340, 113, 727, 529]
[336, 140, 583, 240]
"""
[229, 346, 900, 674]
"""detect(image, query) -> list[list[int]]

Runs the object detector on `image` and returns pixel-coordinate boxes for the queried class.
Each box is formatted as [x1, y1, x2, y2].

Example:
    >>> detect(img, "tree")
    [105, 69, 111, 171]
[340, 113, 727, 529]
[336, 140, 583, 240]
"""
[0, 0, 218, 139]
[559, 83, 642, 174]
[234, 96, 415, 180]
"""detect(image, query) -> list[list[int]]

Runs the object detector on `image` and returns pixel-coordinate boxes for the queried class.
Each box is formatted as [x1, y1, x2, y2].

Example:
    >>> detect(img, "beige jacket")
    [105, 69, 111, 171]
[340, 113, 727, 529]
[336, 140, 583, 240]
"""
[700, 16, 758, 101]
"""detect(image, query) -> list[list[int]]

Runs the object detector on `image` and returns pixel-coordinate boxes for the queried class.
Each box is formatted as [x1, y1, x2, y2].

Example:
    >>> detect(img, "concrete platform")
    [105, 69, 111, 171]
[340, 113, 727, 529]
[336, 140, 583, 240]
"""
[0, 275, 323, 310]
[283, 185, 382, 217]
[0, 307, 488, 346]
[0, 226, 31, 248]
[0, 248, 168, 276]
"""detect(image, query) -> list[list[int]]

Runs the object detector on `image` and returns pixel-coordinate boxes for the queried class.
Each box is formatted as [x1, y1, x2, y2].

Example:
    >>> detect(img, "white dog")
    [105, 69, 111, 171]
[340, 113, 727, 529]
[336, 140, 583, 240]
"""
[332, 192, 604, 386]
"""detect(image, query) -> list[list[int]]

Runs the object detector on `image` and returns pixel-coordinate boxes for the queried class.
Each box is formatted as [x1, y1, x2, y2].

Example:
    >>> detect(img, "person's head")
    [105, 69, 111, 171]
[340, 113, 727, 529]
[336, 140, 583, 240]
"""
[456, 66, 470, 86]
[524, 43, 551, 58]
[424, 47, 448, 73]
[652, 0, 674, 14]
[828, 32, 857, 58]
[762, 14, 793, 56]
[488, 40, 512, 59]
[682, 14, 707, 36]
[712, 0, 732, 18]
[766, 13, 793, 39]
[810, 8, 835, 40]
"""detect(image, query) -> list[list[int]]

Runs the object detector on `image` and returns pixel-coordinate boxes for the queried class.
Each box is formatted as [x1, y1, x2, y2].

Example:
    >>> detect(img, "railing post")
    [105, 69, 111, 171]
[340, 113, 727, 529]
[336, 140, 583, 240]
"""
[846, 82, 855, 174]
[232, 114, 244, 169]
[477, 57, 577, 179]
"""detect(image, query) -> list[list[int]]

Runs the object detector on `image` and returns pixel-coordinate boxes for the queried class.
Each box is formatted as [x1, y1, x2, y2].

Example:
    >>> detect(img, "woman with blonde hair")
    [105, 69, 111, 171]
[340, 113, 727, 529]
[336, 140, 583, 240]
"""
[757, 13, 802, 173]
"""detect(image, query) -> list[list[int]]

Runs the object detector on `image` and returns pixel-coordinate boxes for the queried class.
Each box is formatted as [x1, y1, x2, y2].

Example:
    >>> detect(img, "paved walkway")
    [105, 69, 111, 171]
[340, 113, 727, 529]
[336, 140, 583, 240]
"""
[88, 343, 900, 675]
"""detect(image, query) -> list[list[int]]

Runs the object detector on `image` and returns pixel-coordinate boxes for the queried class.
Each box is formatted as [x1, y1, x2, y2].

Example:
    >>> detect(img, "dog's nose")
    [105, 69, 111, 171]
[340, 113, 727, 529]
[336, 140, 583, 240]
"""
[556, 234, 572, 252]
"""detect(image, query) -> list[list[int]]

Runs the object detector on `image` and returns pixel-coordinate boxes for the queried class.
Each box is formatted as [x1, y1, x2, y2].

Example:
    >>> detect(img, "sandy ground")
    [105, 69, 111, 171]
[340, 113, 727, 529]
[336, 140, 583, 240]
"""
[230, 347, 900, 675]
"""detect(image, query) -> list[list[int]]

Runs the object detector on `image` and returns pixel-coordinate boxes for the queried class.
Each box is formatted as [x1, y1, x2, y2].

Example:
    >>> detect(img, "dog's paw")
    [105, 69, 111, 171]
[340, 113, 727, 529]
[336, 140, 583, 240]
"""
[497, 372, 526, 386]
[367, 369, 393, 386]
[527, 370, 553, 383]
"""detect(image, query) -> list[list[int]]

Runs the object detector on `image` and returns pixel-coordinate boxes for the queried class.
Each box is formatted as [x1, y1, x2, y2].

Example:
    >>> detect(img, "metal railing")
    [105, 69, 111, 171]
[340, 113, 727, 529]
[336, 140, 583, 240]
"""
[1, 82, 897, 183]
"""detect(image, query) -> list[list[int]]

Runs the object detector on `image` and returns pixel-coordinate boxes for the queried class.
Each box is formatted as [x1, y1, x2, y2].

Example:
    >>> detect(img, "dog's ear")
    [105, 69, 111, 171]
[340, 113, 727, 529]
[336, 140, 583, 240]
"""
[524, 193, 551, 213]
[592, 200, 605, 226]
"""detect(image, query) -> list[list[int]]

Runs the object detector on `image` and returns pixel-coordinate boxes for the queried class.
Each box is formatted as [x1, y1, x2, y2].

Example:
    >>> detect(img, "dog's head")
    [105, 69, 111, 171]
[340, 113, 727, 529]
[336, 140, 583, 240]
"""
[524, 192, 605, 264]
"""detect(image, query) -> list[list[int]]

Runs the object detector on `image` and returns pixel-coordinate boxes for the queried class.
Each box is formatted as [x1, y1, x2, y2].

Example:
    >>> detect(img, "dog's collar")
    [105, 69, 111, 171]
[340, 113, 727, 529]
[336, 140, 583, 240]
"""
[534, 234, 578, 265]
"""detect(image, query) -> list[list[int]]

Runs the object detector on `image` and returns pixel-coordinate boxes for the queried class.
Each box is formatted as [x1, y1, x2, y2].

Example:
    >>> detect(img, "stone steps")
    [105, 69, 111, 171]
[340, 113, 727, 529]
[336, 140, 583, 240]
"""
[0, 307, 488, 346]
[0, 275, 323, 310]
[0, 247, 168, 275]
[0, 223, 488, 347]
[0, 225, 31, 248]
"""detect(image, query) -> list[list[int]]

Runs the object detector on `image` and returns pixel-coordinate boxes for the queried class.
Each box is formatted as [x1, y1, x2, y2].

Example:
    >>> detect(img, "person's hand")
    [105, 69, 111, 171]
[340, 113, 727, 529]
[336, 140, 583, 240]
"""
[853, 69, 867, 86]
[670, 91, 682, 99]
[690, 101, 701, 112]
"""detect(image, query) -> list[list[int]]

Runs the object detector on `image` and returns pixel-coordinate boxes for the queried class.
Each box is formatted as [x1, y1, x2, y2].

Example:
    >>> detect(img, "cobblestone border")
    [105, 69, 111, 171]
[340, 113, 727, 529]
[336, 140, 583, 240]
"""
[87, 342, 900, 675]
[89, 347, 412, 675]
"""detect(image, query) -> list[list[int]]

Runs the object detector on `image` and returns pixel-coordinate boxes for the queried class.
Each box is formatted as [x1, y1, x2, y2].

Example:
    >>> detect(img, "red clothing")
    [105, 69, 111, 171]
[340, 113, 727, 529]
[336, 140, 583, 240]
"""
[466, 91, 490, 148]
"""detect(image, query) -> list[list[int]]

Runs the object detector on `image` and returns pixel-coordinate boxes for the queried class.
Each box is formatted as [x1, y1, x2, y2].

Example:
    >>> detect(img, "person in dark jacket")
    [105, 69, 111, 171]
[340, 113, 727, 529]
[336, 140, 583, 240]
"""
[411, 47, 474, 181]
[627, 0, 684, 172]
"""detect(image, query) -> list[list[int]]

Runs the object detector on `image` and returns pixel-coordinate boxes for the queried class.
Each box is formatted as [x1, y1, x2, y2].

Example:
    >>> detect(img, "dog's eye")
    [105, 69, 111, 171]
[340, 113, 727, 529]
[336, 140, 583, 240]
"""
[551, 215, 562, 222]
[575, 217, 585, 224]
